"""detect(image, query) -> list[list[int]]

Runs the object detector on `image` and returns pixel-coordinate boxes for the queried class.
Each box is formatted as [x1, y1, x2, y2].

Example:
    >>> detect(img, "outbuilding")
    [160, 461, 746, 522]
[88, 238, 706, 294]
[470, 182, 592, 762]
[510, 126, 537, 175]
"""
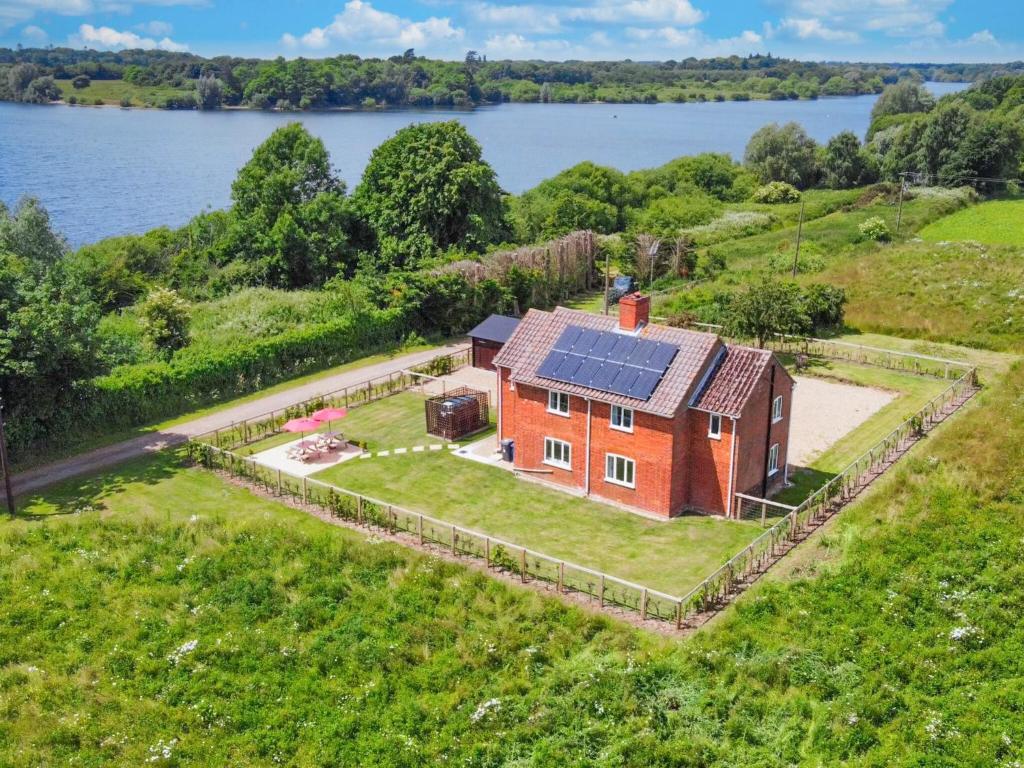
[467, 314, 521, 371]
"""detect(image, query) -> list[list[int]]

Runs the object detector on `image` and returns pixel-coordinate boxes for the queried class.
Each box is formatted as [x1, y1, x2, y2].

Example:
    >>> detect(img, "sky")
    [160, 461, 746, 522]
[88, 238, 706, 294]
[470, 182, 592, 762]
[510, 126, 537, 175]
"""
[1, 0, 1022, 63]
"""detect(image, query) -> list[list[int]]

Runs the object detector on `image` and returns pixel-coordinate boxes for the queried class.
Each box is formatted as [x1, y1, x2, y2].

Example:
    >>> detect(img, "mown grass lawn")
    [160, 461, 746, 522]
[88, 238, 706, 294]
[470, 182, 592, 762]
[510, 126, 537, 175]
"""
[316, 447, 762, 596]
[919, 199, 1024, 246]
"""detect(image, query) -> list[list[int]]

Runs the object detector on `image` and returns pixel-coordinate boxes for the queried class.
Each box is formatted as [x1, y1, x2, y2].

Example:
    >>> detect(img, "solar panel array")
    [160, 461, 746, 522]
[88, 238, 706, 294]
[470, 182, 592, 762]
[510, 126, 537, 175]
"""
[536, 324, 679, 401]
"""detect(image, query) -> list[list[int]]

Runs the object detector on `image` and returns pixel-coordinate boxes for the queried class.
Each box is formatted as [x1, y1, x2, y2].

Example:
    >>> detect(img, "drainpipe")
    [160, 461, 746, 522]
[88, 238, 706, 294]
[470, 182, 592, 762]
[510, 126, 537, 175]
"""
[584, 398, 593, 495]
[761, 364, 777, 498]
[496, 366, 503, 443]
[726, 416, 738, 518]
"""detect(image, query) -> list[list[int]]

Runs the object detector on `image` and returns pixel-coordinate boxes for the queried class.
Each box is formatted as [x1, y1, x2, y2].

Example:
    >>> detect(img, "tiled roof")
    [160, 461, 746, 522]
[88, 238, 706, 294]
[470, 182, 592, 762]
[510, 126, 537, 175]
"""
[467, 314, 521, 344]
[690, 346, 773, 418]
[493, 307, 723, 418]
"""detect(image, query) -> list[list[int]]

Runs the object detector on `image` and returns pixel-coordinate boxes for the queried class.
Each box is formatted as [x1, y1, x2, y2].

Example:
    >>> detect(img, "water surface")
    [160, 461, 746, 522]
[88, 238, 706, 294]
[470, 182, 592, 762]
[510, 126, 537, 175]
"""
[0, 82, 967, 246]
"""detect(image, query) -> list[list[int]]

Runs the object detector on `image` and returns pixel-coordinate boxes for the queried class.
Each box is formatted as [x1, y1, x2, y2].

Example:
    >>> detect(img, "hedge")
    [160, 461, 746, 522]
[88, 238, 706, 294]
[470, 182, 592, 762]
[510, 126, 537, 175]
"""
[10, 308, 408, 461]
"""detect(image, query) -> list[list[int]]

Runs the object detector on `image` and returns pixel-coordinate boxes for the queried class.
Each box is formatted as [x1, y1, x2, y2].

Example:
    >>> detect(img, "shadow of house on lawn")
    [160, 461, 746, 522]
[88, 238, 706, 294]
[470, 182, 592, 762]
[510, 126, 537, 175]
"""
[774, 465, 837, 508]
[15, 450, 183, 520]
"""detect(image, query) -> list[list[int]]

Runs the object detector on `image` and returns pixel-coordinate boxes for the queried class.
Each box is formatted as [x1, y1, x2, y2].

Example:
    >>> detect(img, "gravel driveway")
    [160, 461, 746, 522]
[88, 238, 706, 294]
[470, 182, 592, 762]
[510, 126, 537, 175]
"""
[788, 375, 896, 467]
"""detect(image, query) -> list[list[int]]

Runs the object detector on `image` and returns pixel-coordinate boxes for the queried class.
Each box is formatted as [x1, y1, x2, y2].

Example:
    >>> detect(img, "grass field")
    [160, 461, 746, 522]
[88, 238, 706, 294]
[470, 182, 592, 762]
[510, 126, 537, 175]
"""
[919, 199, 1024, 245]
[5, 359, 1024, 765]
[819, 240, 1024, 351]
[57, 79, 192, 107]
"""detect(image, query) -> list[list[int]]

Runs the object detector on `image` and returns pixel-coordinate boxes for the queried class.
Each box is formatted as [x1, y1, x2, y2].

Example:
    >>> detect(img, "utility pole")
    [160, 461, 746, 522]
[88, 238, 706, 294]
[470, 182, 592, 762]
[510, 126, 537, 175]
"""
[792, 199, 805, 278]
[0, 396, 15, 516]
[603, 247, 610, 315]
[895, 177, 906, 237]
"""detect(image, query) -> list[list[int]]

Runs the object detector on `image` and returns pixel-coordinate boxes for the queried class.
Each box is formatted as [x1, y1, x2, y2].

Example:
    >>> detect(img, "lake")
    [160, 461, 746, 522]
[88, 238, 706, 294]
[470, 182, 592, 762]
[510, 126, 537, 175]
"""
[0, 82, 967, 247]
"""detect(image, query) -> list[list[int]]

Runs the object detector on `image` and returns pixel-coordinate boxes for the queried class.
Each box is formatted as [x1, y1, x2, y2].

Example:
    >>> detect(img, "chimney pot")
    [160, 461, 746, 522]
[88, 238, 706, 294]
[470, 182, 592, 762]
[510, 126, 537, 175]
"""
[618, 292, 650, 332]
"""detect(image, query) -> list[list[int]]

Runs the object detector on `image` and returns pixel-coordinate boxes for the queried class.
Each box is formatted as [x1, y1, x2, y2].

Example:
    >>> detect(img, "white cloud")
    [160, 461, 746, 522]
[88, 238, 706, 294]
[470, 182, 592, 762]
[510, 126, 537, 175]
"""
[964, 29, 996, 46]
[21, 22, 47, 42]
[482, 31, 574, 58]
[568, 0, 705, 26]
[466, 3, 561, 34]
[72, 22, 188, 50]
[777, 17, 859, 43]
[0, 0, 205, 31]
[776, 0, 951, 39]
[282, 0, 463, 53]
[134, 19, 172, 36]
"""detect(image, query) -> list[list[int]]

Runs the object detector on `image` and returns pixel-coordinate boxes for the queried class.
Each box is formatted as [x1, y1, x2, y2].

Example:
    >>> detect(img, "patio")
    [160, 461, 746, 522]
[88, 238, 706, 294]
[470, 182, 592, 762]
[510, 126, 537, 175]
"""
[251, 434, 365, 477]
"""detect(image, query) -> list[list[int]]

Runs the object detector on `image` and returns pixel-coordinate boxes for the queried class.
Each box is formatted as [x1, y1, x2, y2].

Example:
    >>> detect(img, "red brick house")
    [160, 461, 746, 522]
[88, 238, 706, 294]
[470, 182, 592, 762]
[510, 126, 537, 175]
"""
[492, 294, 795, 518]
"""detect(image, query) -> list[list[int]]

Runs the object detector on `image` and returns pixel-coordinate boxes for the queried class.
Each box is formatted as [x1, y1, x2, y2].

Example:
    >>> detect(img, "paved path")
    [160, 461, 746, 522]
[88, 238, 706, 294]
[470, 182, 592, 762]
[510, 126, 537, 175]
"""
[12, 342, 469, 497]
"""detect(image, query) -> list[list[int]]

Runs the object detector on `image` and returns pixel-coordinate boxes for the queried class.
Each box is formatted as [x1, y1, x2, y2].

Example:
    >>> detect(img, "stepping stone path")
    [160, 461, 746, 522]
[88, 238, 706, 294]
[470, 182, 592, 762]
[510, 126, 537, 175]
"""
[355, 443, 458, 461]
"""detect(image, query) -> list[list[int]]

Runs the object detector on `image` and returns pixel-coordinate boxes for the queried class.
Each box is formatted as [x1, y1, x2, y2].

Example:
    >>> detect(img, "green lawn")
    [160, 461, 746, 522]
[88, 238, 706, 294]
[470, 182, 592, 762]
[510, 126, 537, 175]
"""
[315, 447, 761, 597]
[919, 199, 1024, 246]
[58, 79, 192, 107]
[239, 390, 493, 456]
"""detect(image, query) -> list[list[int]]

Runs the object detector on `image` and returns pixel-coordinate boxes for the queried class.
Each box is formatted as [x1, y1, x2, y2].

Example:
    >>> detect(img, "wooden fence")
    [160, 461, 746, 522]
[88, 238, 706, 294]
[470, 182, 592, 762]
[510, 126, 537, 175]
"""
[185, 336, 977, 629]
[695, 364, 978, 616]
[185, 441, 688, 627]
[192, 347, 471, 452]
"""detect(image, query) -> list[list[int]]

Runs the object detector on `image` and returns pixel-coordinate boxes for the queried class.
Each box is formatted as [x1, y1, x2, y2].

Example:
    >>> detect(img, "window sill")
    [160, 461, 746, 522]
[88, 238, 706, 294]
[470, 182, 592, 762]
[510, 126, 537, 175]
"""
[544, 460, 571, 471]
[605, 477, 636, 489]
[546, 409, 571, 418]
[610, 425, 634, 434]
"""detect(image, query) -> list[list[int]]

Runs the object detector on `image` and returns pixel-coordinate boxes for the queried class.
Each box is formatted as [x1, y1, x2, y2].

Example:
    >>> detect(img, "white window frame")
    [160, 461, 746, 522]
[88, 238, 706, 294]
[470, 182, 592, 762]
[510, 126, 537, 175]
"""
[772, 395, 784, 423]
[708, 412, 722, 440]
[547, 389, 570, 416]
[610, 405, 634, 433]
[768, 443, 780, 476]
[605, 453, 636, 489]
[543, 437, 572, 470]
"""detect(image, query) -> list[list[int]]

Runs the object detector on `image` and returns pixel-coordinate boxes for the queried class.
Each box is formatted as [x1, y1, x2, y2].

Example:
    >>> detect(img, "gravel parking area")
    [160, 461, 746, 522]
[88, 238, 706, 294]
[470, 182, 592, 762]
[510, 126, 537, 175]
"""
[788, 375, 896, 466]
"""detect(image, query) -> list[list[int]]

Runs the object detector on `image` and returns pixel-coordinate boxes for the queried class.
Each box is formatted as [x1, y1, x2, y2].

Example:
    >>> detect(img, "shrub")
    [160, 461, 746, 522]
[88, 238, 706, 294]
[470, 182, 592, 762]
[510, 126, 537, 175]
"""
[859, 216, 892, 242]
[752, 182, 801, 204]
[139, 288, 191, 359]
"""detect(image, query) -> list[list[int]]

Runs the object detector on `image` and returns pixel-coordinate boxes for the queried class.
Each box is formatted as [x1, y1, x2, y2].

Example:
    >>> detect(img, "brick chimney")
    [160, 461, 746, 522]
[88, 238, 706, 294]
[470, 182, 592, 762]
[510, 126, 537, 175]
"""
[619, 293, 650, 332]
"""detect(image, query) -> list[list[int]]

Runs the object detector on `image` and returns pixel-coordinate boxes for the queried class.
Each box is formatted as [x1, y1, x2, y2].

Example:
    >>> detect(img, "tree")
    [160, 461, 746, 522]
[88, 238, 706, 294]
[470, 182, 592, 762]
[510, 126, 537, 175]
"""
[221, 124, 356, 288]
[354, 121, 507, 269]
[231, 123, 341, 221]
[870, 80, 934, 123]
[6, 63, 39, 99]
[139, 288, 191, 358]
[22, 76, 62, 104]
[0, 197, 67, 267]
[724, 279, 808, 347]
[72, 74, 91, 90]
[196, 74, 223, 110]
[822, 131, 879, 189]
[744, 123, 819, 188]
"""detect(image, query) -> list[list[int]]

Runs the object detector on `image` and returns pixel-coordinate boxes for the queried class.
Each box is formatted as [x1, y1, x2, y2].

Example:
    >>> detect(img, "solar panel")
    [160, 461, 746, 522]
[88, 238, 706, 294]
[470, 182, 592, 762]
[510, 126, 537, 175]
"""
[535, 324, 679, 402]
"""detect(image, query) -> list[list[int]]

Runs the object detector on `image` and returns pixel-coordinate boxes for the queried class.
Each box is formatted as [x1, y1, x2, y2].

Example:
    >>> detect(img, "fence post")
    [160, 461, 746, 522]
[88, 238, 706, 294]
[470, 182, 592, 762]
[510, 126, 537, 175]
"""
[520, 548, 527, 583]
[484, 537, 490, 567]
[452, 525, 458, 556]
[760, 501, 767, 527]
[640, 588, 648, 620]
[558, 562, 564, 593]
[599, 574, 605, 607]
[214, 429, 220, 447]
[418, 514, 424, 545]
[276, 469, 282, 495]
[357, 495, 363, 524]
[302, 477, 307, 504]
[676, 600, 683, 630]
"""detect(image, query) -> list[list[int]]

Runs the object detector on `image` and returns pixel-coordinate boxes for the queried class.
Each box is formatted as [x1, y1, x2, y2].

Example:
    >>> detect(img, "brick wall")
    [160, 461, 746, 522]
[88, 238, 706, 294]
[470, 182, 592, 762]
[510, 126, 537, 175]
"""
[734, 360, 794, 500]
[685, 409, 736, 515]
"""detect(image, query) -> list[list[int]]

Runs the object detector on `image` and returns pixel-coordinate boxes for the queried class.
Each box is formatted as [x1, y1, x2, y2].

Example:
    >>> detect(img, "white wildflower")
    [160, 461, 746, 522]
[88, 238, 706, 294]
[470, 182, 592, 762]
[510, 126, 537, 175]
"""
[471, 698, 501, 723]
[167, 639, 198, 665]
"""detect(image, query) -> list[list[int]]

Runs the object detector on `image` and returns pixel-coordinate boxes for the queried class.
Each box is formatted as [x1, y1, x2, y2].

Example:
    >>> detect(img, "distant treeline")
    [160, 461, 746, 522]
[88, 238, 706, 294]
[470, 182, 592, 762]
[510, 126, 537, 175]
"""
[2, 46, 1021, 109]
